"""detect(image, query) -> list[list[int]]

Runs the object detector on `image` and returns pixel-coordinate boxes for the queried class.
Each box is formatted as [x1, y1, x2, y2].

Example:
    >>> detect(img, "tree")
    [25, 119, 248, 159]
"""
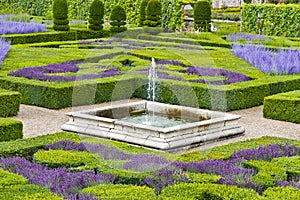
[144, 0, 162, 27]
[110, 5, 127, 33]
[52, 0, 70, 31]
[88, 0, 105, 31]
[193, 0, 211, 32]
[139, 0, 150, 26]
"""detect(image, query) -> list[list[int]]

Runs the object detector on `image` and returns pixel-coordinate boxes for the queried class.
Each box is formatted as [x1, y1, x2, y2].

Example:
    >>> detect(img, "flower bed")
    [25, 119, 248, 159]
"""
[0, 38, 10, 66]
[0, 133, 299, 199]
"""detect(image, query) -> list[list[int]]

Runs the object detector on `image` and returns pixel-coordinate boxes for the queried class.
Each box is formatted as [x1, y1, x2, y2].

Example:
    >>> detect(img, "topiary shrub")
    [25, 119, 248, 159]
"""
[194, 0, 211, 32]
[52, 0, 70, 31]
[88, 0, 104, 31]
[139, 0, 150, 26]
[144, 0, 162, 27]
[110, 5, 127, 33]
[0, 118, 23, 142]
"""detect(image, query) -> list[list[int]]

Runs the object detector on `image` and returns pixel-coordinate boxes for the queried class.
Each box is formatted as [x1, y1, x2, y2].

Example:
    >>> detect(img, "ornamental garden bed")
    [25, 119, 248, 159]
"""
[0, 132, 299, 199]
[1, 33, 300, 111]
[263, 90, 300, 123]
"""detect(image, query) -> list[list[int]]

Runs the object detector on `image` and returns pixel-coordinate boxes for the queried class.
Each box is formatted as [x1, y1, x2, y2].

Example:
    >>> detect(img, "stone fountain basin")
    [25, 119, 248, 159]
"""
[61, 100, 245, 152]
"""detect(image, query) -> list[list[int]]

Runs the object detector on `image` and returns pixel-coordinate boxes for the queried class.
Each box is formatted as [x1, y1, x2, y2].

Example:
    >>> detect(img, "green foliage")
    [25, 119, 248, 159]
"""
[33, 149, 99, 168]
[245, 160, 287, 190]
[0, 88, 21, 117]
[0, 184, 62, 200]
[88, 0, 105, 31]
[242, 4, 300, 37]
[144, 0, 162, 27]
[186, 172, 221, 184]
[110, 5, 127, 33]
[272, 156, 300, 178]
[194, 0, 212, 32]
[161, 0, 184, 30]
[159, 183, 263, 200]
[263, 90, 300, 123]
[139, 0, 150, 26]
[83, 184, 157, 200]
[263, 186, 300, 200]
[52, 0, 70, 31]
[0, 118, 23, 142]
[0, 132, 80, 158]
[0, 168, 28, 188]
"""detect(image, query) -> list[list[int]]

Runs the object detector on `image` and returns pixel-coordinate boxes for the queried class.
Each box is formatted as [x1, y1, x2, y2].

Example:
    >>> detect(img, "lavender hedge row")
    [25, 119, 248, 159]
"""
[227, 32, 271, 42]
[232, 44, 300, 75]
[0, 19, 47, 35]
[0, 38, 10, 66]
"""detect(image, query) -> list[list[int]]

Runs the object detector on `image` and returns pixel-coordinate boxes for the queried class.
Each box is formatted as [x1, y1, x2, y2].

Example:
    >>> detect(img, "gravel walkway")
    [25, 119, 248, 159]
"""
[13, 100, 300, 151]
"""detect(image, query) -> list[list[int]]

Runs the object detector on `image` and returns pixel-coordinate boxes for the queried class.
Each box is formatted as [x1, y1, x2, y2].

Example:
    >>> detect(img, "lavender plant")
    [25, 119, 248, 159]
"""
[0, 38, 10, 66]
[232, 44, 300, 75]
[231, 143, 299, 161]
[227, 32, 270, 42]
[278, 176, 300, 189]
[0, 18, 47, 34]
[44, 140, 86, 151]
[0, 157, 115, 199]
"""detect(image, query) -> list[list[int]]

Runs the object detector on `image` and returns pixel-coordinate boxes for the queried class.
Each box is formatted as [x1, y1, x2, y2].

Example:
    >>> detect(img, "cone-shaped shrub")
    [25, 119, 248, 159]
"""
[52, 0, 70, 31]
[144, 0, 162, 27]
[139, 0, 150, 26]
[194, 0, 211, 32]
[110, 5, 127, 33]
[88, 0, 104, 31]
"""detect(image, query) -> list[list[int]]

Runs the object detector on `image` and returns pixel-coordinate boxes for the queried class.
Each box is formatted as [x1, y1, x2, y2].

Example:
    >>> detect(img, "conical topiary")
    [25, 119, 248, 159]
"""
[144, 0, 162, 27]
[138, 0, 150, 26]
[110, 5, 127, 33]
[193, 0, 211, 32]
[52, 0, 70, 31]
[88, 0, 104, 31]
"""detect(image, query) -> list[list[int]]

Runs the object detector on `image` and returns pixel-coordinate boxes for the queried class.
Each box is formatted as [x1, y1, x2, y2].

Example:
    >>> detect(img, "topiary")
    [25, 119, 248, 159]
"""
[139, 0, 150, 26]
[52, 0, 70, 31]
[144, 0, 162, 27]
[88, 0, 104, 31]
[110, 5, 127, 33]
[193, 0, 211, 32]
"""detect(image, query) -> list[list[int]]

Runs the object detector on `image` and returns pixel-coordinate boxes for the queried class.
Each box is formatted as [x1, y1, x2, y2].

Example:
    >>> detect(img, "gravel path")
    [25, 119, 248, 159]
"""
[13, 101, 300, 151]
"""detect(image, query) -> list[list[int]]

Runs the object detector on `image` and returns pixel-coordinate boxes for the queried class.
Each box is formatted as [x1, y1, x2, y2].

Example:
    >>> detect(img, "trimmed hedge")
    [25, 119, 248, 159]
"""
[3, 30, 111, 45]
[139, 0, 150, 26]
[0, 184, 63, 200]
[194, 0, 212, 32]
[242, 4, 300, 37]
[263, 90, 300, 123]
[0, 88, 21, 117]
[52, 0, 70, 31]
[88, 0, 105, 31]
[83, 184, 157, 200]
[263, 186, 300, 200]
[0, 132, 80, 158]
[159, 182, 263, 199]
[272, 156, 300, 179]
[0, 168, 28, 188]
[144, 0, 162, 27]
[33, 149, 99, 168]
[0, 118, 23, 142]
[110, 5, 127, 33]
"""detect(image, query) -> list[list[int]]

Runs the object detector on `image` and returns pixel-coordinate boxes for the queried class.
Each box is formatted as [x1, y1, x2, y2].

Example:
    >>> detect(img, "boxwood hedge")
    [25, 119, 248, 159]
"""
[0, 88, 21, 117]
[263, 90, 300, 123]
[0, 118, 23, 142]
[0, 168, 28, 188]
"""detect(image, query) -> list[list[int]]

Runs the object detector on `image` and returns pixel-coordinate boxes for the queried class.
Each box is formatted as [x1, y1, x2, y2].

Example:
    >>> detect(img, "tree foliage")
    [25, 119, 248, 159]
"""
[52, 0, 70, 31]
[193, 0, 211, 32]
[88, 0, 105, 31]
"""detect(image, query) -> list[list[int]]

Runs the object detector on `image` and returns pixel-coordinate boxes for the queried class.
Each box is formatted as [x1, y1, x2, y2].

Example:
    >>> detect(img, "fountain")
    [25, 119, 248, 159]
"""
[61, 59, 245, 152]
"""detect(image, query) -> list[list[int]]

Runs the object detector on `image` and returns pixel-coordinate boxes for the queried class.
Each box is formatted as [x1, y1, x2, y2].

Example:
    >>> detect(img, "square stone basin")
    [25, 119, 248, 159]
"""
[61, 100, 245, 152]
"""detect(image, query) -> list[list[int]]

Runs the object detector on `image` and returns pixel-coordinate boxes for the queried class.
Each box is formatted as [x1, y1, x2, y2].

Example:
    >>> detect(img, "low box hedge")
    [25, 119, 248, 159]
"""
[0, 118, 23, 142]
[4, 30, 111, 45]
[159, 183, 263, 199]
[262, 186, 300, 200]
[83, 184, 157, 200]
[0, 88, 21, 117]
[263, 90, 300, 123]
[0, 184, 62, 200]
[0, 132, 80, 158]
[0, 168, 28, 188]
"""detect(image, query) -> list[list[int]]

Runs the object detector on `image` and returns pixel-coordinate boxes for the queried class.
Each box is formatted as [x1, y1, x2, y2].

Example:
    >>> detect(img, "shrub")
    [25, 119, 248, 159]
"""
[52, 0, 70, 31]
[110, 5, 127, 33]
[144, 0, 162, 27]
[83, 184, 157, 200]
[0, 38, 11, 66]
[0, 118, 23, 142]
[0, 184, 63, 200]
[88, 0, 104, 31]
[0, 168, 28, 188]
[139, 0, 150, 26]
[263, 186, 300, 200]
[272, 156, 300, 178]
[33, 149, 99, 168]
[0, 88, 21, 117]
[194, 0, 211, 32]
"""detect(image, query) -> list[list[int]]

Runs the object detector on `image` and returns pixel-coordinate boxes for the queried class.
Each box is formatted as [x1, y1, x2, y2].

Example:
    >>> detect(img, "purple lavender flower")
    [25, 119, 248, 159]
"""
[232, 44, 300, 75]
[227, 33, 270, 42]
[123, 154, 172, 172]
[44, 140, 87, 151]
[83, 143, 131, 160]
[0, 157, 115, 199]
[0, 38, 10, 66]
[156, 60, 186, 67]
[64, 193, 99, 200]
[0, 19, 47, 34]
[231, 143, 299, 161]
[278, 176, 300, 189]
